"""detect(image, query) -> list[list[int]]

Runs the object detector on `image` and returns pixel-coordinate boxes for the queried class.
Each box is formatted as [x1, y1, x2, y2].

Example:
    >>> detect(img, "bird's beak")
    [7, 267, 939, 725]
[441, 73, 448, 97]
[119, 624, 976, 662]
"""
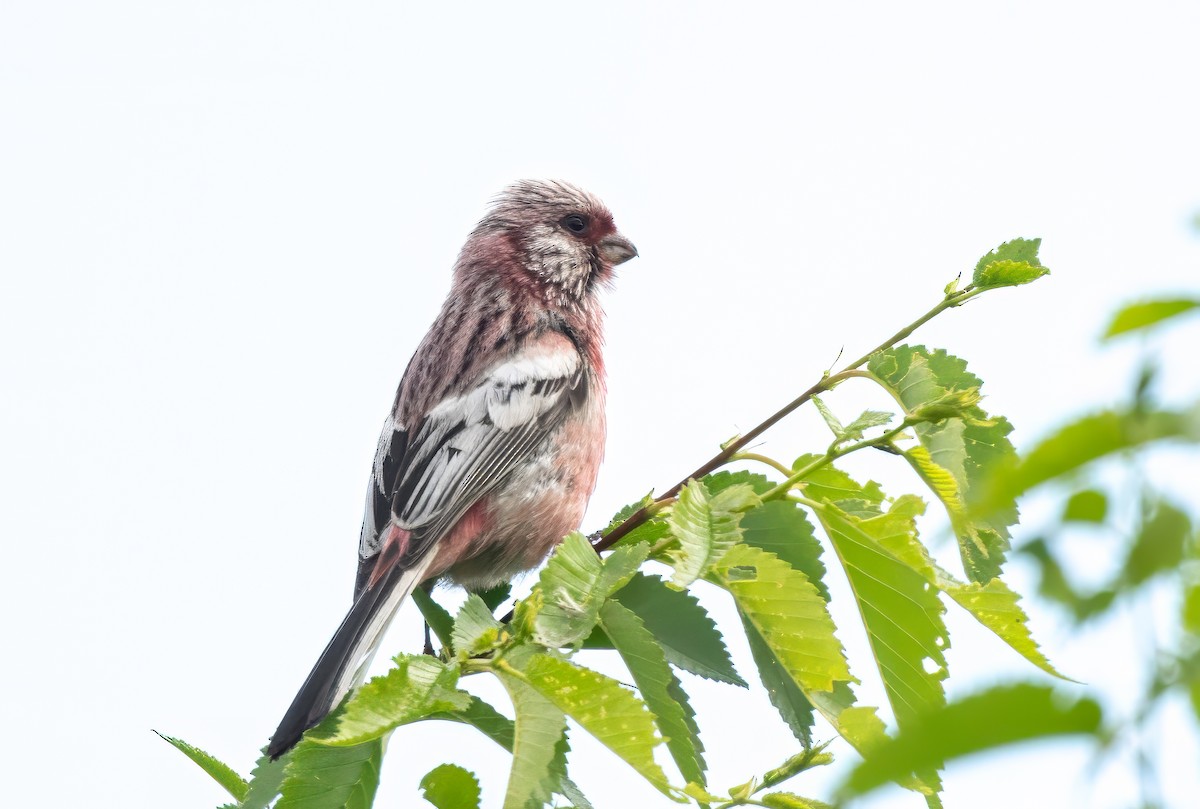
[598, 233, 638, 266]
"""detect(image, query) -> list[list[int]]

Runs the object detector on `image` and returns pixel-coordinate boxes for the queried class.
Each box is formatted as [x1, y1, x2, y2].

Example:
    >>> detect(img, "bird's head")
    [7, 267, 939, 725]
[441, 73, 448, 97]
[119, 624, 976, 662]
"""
[469, 179, 638, 306]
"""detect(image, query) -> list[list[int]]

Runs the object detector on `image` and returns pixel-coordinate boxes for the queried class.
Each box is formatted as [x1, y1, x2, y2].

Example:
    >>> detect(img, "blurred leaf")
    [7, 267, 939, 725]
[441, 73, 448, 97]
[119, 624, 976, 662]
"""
[1184, 580, 1200, 634]
[741, 501, 831, 601]
[600, 600, 707, 784]
[155, 732, 247, 801]
[312, 655, 469, 746]
[519, 654, 674, 796]
[837, 684, 1102, 801]
[533, 532, 649, 648]
[666, 480, 760, 588]
[974, 407, 1200, 515]
[1123, 499, 1192, 586]
[614, 572, 745, 686]
[971, 238, 1049, 290]
[1103, 298, 1200, 339]
[1019, 539, 1117, 622]
[277, 738, 383, 809]
[452, 594, 504, 657]
[869, 346, 1018, 581]
[761, 793, 832, 809]
[1063, 489, 1108, 523]
[420, 764, 481, 809]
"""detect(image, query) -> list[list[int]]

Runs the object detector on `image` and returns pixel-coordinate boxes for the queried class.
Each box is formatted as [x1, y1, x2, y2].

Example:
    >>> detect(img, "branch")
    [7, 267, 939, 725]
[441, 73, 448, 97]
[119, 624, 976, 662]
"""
[592, 284, 983, 552]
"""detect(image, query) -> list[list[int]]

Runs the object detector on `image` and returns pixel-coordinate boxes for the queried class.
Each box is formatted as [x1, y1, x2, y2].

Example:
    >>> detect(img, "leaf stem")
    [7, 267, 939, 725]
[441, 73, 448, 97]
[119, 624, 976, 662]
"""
[593, 285, 983, 553]
[759, 422, 912, 502]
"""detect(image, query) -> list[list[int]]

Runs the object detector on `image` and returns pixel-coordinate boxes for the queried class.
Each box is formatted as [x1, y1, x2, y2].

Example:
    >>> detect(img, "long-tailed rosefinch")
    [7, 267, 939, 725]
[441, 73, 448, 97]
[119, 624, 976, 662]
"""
[268, 180, 637, 758]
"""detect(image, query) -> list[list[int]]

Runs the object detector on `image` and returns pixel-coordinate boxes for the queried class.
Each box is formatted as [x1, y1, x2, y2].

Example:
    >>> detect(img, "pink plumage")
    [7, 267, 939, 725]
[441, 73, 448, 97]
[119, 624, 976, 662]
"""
[268, 180, 636, 758]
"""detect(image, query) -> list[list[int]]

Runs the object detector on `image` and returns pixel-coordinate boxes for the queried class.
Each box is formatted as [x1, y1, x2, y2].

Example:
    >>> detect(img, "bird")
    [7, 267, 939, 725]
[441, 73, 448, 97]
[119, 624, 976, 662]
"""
[267, 180, 637, 759]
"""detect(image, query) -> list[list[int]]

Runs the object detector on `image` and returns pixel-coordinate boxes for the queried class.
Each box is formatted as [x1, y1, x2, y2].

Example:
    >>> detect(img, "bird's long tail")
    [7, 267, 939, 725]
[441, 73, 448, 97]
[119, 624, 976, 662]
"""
[268, 554, 434, 759]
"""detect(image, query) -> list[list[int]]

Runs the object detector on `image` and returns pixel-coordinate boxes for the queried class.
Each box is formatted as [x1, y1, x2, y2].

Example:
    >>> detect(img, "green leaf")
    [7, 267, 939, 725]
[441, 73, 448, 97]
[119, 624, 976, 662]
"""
[497, 661, 568, 809]
[476, 583, 513, 611]
[842, 410, 895, 441]
[740, 501, 830, 601]
[412, 585, 456, 651]
[604, 493, 671, 548]
[812, 395, 845, 438]
[869, 346, 1018, 581]
[761, 746, 834, 789]
[613, 572, 745, 686]
[761, 793, 832, 809]
[971, 238, 1049, 289]
[666, 480, 760, 588]
[239, 750, 289, 809]
[1123, 499, 1192, 586]
[600, 599, 707, 784]
[973, 407, 1200, 514]
[533, 532, 650, 648]
[703, 469, 775, 496]
[792, 456, 885, 517]
[711, 543, 851, 693]
[155, 732, 247, 801]
[452, 594, 504, 657]
[936, 568, 1067, 679]
[277, 738, 383, 809]
[312, 655, 469, 746]
[1103, 298, 1200, 339]
[1063, 489, 1108, 523]
[837, 684, 1102, 801]
[741, 612, 816, 746]
[420, 764, 481, 809]
[813, 499, 949, 730]
[518, 653, 674, 796]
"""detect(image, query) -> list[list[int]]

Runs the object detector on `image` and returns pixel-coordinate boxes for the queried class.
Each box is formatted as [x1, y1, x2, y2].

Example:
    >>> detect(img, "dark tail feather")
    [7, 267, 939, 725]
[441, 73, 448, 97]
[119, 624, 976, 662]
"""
[268, 560, 425, 759]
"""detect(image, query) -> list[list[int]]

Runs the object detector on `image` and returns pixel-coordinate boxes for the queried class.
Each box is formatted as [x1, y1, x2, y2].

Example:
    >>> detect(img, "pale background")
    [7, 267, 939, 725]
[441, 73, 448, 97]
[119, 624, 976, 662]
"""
[2, 2, 1199, 807]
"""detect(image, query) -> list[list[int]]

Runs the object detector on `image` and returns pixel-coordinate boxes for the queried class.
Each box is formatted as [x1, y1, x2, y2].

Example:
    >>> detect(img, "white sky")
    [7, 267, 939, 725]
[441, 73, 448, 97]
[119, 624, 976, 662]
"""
[3, 2, 1200, 808]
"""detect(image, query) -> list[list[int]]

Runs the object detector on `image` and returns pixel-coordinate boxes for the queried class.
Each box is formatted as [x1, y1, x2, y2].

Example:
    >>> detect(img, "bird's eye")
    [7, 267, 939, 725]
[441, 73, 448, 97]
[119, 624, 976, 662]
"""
[562, 214, 589, 235]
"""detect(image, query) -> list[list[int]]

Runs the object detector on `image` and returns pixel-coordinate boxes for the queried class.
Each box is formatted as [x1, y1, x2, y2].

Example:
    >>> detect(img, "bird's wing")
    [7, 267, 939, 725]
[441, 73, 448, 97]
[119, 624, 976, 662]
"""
[355, 332, 585, 597]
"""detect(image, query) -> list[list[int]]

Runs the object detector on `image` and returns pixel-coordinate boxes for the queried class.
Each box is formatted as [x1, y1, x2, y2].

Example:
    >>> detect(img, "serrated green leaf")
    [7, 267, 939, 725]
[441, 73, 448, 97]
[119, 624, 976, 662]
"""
[761, 793, 832, 809]
[155, 732, 247, 801]
[837, 684, 1102, 801]
[973, 406, 1200, 515]
[936, 567, 1067, 679]
[497, 660, 568, 809]
[812, 395, 845, 438]
[312, 655, 469, 746]
[814, 500, 949, 730]
[741, 612, 816, 746]
[605, 494, 671, 549]
[452, 594, 504, 657]
[666, 480, 760, 588]
[533, 532, 650, 648]
[1103, 298, 1200, 339]
[600, 600, 707, 784]
[420, 764, 481, 809]
[703, 469, 776, 495]
[1063, 489, 1108, 523]
[240, 749, 288, 809]
[842, 410, 894, 441]
[712, 543, 851, 692]
[971, 238, 1048, 289]
[740, 501, 830, 600]
[276, 738, 382, 809]
[518, 654, 674, 796]
[613, 572, 745, 686]
[476, 583, 513, 611]
[792, 457, 885, 517]
[870, 345, 1018, 581]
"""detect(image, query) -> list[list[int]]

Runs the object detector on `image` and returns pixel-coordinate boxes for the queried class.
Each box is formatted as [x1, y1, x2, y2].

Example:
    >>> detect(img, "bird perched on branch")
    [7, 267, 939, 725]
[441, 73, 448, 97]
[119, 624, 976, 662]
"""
[268, 180, 637, 759]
